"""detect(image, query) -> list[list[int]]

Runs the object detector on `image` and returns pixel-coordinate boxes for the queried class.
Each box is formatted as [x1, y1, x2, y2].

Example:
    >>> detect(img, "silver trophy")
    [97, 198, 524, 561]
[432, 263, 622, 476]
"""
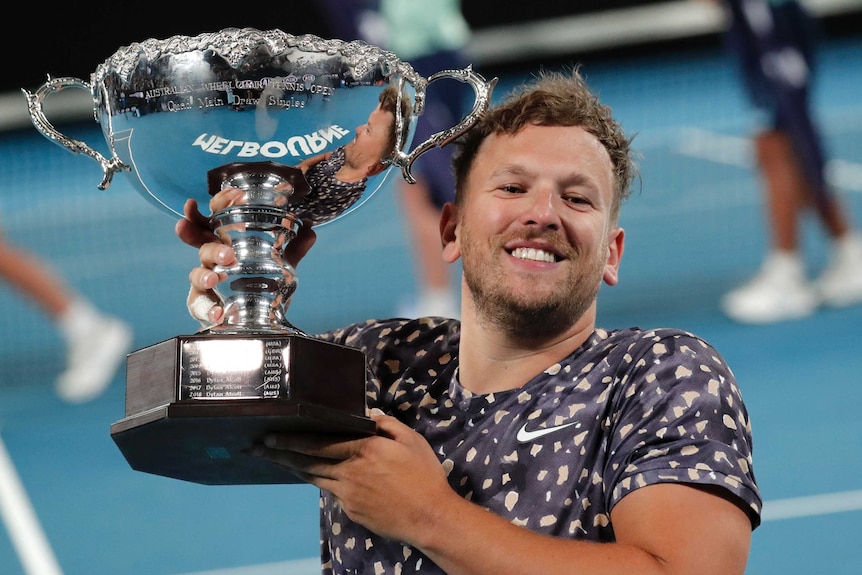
[24, 27, 495, 485]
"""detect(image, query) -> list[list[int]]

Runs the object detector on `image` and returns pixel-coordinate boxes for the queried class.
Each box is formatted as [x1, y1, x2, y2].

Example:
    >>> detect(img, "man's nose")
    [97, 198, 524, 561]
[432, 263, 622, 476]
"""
[522, 188, 562, 228]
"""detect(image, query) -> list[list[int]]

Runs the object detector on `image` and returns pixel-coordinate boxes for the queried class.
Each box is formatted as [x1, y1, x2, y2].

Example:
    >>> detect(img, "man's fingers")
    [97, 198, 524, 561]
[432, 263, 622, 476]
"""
[198, 242, 237, 268]
[251, 444, 337, 480]
[210, 187, 246, 212]
[176, 198, 219, 248]
[176, 199, 212, 248]
[176, 190, 246, 248]
[188, 266, 220, 291]
[183, 198, 207, 224]
[262, 432, 363, 460]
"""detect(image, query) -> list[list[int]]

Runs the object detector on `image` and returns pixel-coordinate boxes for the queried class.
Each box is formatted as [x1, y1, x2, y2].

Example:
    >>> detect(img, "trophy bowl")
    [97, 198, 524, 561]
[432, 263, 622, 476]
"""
[24, 27, 495, 485]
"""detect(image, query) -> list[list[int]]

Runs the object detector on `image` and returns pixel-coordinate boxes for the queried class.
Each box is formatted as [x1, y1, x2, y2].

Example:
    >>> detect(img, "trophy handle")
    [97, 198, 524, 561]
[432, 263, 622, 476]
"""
[22, 76, 129, 190]
[392, 66, 498, 184]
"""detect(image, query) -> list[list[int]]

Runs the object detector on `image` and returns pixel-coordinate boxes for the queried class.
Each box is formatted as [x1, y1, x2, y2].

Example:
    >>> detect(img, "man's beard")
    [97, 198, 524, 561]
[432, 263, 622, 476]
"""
[461, 229, 604, 341]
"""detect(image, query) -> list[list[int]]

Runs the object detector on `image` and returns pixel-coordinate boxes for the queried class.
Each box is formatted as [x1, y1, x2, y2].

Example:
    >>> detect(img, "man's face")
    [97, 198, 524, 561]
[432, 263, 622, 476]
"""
[443, 124, 624, 339]
[343, 104, 394, 173]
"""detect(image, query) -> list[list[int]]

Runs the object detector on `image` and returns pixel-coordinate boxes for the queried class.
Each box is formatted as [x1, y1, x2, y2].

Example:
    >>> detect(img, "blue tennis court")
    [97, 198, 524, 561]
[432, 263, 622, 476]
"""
[1, 20, 860, 575]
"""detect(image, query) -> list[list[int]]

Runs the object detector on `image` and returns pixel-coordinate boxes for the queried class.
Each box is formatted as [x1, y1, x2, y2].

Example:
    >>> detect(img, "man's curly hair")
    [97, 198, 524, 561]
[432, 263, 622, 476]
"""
[451, 68, 638, 220]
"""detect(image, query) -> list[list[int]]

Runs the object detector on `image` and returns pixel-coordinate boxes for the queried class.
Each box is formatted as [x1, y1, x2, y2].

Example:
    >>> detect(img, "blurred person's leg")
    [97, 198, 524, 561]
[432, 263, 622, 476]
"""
[314, 0, 468, 318]
[763, 84, 862, 310]
[0, 238, 69, 317]
[721, 129, 818, 323]
[0, 233, 132, 403]
[395, 49, 465, 319]
[397, 177, 458, 318]
[758, 130, 804, 252]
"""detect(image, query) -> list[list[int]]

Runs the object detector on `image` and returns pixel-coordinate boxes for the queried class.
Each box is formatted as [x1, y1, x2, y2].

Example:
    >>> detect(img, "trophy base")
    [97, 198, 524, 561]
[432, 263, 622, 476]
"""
[110, 333, 375, 485]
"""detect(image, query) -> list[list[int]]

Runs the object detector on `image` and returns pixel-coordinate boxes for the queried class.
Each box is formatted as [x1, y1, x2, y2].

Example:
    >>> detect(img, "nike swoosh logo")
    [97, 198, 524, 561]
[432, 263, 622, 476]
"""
[516, 421, 580, 443]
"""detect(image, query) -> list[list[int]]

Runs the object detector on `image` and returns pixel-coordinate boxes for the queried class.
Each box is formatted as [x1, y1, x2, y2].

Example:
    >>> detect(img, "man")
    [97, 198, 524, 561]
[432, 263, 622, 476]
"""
[178, 70, 761, 574]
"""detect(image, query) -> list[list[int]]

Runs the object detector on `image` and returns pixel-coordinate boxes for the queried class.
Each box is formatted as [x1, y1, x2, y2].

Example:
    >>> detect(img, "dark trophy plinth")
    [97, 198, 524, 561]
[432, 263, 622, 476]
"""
[24, 27, 495, 484]
[111, 334, 372, 485]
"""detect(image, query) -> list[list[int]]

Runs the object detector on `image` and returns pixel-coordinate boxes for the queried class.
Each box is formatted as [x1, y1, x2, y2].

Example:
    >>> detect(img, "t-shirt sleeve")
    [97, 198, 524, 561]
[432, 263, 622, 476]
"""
[605, 329, 762, 528]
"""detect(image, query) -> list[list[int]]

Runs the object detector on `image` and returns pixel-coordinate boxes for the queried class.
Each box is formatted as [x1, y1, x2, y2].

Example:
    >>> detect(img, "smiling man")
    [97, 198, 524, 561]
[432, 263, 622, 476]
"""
[178, 69, 761, 575]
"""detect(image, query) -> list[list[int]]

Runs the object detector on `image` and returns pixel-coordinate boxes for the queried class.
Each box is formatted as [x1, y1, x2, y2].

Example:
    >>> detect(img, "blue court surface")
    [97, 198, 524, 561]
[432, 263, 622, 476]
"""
[1, 32, 861, 575]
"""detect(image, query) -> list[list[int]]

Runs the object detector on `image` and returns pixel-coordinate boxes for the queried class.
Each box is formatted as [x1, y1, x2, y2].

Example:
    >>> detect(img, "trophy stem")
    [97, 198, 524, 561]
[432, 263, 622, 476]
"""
[207, 162, 310, 334]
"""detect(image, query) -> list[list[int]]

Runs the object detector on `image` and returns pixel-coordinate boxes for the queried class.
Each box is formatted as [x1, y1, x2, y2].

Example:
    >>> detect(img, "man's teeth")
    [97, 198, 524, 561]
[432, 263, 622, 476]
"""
[511, 247, 556, 263]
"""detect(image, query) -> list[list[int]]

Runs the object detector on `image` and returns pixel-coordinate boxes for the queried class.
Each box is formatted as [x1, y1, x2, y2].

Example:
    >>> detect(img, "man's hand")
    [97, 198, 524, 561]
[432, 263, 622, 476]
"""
[175, 198, 218, 249]
[251, 410, 456, 543]
[177, 189, 318, 325]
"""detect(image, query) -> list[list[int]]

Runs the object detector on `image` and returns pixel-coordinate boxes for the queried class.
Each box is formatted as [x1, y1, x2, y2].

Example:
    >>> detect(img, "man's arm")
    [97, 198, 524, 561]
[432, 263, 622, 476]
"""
[296, 151, 331, 174]
[418, 480, 751, 575]
[254, 413, 752, 575]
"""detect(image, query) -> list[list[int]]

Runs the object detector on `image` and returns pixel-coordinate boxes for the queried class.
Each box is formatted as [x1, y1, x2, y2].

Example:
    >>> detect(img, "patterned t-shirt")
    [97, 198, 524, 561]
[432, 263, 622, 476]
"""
[293, 146, 367, 226]
[315, 317, 762, 574]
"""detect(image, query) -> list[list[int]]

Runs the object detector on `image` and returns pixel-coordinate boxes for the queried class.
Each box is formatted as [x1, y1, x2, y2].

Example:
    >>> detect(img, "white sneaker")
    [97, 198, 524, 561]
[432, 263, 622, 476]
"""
[56, 315, 133, 403]
[816, 233, 862, 308]
[721, 252, 818, 324]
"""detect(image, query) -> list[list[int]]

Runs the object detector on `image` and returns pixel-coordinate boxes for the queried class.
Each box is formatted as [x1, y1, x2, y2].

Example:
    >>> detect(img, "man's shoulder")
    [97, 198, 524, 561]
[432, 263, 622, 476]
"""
[588, 326, 729, 377]
[593, 326, 711, 349]
[322, 316, 460, 351]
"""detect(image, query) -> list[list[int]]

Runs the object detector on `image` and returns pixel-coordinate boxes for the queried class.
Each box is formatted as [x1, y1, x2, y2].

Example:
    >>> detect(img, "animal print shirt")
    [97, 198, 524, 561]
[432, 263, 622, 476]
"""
[293, 146, 367, 226]
[315, 317, 762, 574]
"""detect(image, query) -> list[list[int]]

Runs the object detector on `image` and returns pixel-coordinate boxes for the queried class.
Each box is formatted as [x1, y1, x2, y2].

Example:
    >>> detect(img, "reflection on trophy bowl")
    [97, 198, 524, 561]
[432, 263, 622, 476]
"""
[23, 27, 496, 485]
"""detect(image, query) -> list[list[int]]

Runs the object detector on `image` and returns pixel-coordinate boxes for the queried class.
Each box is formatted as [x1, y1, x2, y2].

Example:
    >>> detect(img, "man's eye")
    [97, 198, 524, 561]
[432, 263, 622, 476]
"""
[501, 185, 524, 194]
[565, 195, 591, 206]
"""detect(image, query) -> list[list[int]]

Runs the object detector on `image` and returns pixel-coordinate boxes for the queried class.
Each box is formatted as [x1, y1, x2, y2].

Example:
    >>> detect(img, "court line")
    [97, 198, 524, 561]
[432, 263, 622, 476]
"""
[762, 488, 862, 521]
[675, 126, 862, 193]
[184, 557, 319, 575]
[0, 432, 63, 575]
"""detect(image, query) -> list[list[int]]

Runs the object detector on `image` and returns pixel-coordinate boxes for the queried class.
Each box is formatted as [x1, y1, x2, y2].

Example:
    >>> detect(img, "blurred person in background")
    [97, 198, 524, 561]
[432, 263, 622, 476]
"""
[0, 223, 131, 403]
[319, 0, 470, 319]
[718, 0, 862, 323]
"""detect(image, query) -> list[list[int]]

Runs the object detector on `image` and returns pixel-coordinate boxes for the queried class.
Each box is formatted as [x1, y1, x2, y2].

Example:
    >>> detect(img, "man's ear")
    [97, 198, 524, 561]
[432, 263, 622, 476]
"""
[440, 202, 461, 263]
[602, 226, 625, 286]
[365, 160, 388, 178]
